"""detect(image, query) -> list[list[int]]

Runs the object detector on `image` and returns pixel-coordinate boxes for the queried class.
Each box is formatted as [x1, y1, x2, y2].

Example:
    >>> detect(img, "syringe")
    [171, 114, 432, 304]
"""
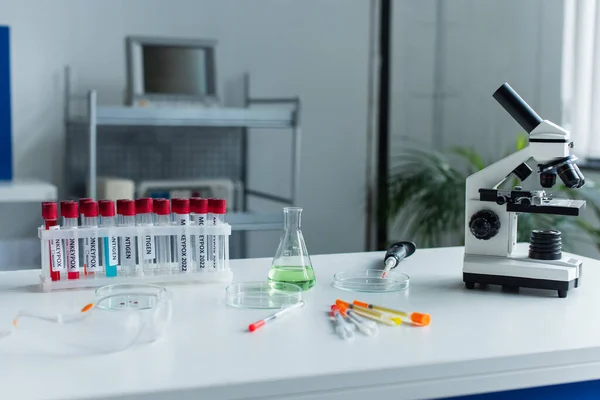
[381, 241, 416, 278]
[335, 299, 402, 326]
[338, 303, 378, 336]
[330, 304, 355, 340]
[352, 300, 431, 326]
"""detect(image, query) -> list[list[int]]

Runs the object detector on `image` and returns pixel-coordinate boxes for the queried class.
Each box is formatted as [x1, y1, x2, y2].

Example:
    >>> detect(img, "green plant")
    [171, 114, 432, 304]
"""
[388, 137, 600, 251]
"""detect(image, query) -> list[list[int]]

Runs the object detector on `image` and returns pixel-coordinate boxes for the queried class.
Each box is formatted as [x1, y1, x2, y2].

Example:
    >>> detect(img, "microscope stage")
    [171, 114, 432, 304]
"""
[463, 252, 581, 298]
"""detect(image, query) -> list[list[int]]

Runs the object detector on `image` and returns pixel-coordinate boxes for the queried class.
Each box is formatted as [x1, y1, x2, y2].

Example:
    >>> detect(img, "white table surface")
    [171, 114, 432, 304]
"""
[1, 247, 600, 400]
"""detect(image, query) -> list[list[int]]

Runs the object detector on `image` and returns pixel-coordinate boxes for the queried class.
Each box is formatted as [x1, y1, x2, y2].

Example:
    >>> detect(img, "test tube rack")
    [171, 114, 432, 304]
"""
[37, 223, 232, 292]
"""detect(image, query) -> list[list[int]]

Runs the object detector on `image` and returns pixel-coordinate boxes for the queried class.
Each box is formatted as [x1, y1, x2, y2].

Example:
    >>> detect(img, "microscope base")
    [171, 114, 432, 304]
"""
[463, 253, 581, 298]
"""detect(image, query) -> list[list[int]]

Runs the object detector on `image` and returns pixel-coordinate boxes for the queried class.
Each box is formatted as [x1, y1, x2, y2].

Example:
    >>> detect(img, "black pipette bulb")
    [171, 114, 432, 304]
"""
[382, 241, 416, 278]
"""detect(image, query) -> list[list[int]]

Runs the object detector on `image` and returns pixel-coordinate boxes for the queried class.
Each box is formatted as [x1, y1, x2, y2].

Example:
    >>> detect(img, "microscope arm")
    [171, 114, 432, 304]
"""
[465, 147, 531, 202]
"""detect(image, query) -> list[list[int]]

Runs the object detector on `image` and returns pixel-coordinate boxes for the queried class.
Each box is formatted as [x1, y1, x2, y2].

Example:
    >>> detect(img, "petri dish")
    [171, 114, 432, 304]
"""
[94, 283, 169, 311]
[333, 269, 409, 292]
[225, 281, 303, 309]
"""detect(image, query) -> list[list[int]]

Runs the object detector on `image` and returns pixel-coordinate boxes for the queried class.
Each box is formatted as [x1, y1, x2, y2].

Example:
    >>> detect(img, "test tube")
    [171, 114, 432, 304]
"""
[136, 198, 155, 276]
[172, 198, 190, 273]
[99, 200, 119, 277]
[208, 199, 226, 270]
[81, 201, 99, 277]
[60, 201, 80, 280]
[78, 198, 92, 222]
[42, 202, 62, 281]
[154, 199, 172, 274]
[117, 199, 137, 276]
[152, 198, 163, 224]
[190, 198, 208, 271]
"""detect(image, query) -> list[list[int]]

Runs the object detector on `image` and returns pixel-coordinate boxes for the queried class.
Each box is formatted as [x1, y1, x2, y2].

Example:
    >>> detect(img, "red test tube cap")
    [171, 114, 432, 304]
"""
[42, 202, 57, 220]
[82, 201, 98, 218]
[117, 199, 136, 216]
[116, 199, 127, 215]
[208, 198, 227, 214]
[98, 200, 116, 217]
[78, 198, 92, 207]
[135, 198, 153, 214]
[190, 197, 208, 214]
[154, 199, 171, 215]
[172, 198, 190, 214]
[60, 201, 78, 218]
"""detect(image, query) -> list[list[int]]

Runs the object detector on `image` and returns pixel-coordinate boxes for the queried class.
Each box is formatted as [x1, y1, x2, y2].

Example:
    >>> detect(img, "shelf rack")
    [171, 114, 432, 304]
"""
[0, 179, 57, 203]
[63, 67, 300, 255]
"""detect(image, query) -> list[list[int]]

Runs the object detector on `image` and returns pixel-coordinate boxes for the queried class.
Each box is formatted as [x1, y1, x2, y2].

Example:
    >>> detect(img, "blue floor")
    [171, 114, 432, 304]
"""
[444, 379, 600, 399]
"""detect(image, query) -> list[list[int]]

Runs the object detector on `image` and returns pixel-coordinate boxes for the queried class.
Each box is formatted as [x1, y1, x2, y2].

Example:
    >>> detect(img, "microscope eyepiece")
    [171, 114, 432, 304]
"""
[493, 83, 543, 133]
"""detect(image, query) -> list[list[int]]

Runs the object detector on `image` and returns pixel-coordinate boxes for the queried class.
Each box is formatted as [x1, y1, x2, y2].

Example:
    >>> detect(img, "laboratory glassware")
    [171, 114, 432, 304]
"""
[154, 199, 172, 274]
[333, 269, 409, 292]
[61, 201, 80, 280]
[7, 284, 172, 355]
[225, 281, 303, 309]
[136, 198, 155, 276]
[190, 197, 208, 270]
[42, 202, 61, 282]
[99, 200, 119, 277]
[172, 198, 190, 273]
[81, 201, 100, 276]
[208, 198, 226, 270]
[117, 199, 137, 276]
[268, 207, 316, 290]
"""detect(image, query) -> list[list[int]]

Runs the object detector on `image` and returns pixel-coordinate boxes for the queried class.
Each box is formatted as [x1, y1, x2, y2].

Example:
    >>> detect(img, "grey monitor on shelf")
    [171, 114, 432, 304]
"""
[125, 36, 218, 106]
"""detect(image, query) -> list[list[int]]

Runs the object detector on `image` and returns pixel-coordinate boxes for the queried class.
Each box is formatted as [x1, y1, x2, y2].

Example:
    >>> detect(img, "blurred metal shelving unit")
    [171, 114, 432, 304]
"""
[64, 67, 301, 256]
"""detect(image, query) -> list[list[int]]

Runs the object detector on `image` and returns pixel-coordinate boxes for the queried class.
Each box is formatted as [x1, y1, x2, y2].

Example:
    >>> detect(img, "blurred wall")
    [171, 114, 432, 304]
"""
[0, 0, 371, 267]
[387, 0, 577, 250]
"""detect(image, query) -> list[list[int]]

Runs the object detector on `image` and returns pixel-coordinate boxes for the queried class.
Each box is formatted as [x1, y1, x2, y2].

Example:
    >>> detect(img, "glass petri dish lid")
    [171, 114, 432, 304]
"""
[226, 281, 303, 309]
[94, 283, 169, 311]
[333, 269, 409, 292]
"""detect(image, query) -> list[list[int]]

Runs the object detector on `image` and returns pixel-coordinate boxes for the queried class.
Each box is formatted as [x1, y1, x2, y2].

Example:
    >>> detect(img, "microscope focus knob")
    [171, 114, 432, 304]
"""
[469, 210, 501, 240]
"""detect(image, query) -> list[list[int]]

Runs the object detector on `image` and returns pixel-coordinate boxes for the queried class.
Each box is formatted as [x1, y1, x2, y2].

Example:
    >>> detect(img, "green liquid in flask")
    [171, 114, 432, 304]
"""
[268, 265, 316, 290]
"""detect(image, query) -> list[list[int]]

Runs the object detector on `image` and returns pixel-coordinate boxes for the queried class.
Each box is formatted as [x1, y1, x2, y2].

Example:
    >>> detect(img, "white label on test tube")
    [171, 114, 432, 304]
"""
[211, 213, 217, 269]
[120, 235, 135, 265]
[197, 213, 206, 269]
[84, 236, 99, 272]
[144, 234, 156, 260]
[66, 236, 79, 275]
[50, 226, 64, 272]
[176, 213, 189, 272]
[109, 235, 119, 265]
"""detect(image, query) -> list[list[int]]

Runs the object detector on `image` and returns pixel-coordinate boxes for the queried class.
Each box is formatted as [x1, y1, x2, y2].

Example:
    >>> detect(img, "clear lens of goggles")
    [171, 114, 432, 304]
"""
[4, 284, 172, 355]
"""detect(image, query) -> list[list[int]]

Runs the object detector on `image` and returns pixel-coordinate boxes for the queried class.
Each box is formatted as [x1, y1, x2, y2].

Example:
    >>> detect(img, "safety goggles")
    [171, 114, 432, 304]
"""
[2, 284, 172, 355]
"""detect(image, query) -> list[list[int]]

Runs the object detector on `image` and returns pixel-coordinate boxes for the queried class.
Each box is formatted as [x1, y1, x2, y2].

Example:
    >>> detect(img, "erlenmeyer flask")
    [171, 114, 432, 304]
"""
[268, 207, 316, 290]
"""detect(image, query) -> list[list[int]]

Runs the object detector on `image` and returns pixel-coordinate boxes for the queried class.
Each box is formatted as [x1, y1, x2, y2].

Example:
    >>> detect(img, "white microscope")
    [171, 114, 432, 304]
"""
[463, 83, 586, 298]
